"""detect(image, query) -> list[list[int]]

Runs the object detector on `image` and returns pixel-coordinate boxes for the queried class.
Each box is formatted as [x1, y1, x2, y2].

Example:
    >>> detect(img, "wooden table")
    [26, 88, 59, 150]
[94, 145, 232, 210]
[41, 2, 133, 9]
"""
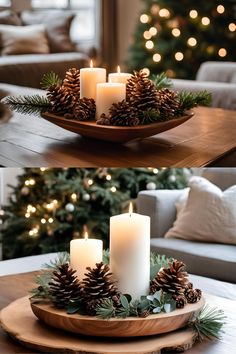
[0, 107, 235, 167]
[0, 272, 236, 354]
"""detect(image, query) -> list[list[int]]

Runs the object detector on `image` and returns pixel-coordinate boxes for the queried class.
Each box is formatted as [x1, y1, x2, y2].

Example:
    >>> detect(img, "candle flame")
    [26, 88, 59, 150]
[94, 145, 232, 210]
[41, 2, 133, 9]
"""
[90, 60, 93, 68]
[84, 231, 89, 240]
[117, 65, 121, 74]
[129, 202, 133, 215]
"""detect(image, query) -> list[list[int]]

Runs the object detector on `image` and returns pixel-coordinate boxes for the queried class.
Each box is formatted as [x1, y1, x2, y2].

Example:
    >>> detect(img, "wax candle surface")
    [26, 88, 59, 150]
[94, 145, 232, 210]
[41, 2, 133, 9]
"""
[110, 207, 150, 300]
[70, 235, 103, 280]
[80, 62, 106, 100]
[108, 72, 132, 84]
[96, 83, 126, 119]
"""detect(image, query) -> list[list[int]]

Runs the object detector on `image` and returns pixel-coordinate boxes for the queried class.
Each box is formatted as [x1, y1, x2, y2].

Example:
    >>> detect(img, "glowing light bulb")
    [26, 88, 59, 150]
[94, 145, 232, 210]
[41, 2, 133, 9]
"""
[140, 14, 149, 24]
[149, 27, 158, 36]
[175, 52, 184, 61]
[71, 193, 77, 201]
[144, 31, 152, 40]
[159, 8, 170, 18]
[189, 10, 198, 19]
[142, 68, 150, 76]
[25, 180, 30, 186]
[201, 17, 210, 26]
[106, 174, 112, 181]
[111, 186, 117, 193]
[172, 28, 181, 37]
[25, 213, 30, 218]
[31, 207, 36, 213]
[217, 5, 225, 14]
[218, 48, 227, 57]
[88, 179, 93, 186]
[29, 179, 35, 185]
[41, 218, 46, 224]
[229, 23, 236, 32]
[153, 53, 162, 62]
[153, 168, 159, 174]
[129, 202, 133, 215]
[145, 40, 154, 49]
[48, 218, 54, 224]
[40, 168, 46, 172]
[187, 37, 197, 47]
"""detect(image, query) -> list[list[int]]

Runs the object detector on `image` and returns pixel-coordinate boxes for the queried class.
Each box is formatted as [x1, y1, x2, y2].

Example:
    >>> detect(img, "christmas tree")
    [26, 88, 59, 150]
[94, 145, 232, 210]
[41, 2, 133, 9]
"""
[0, 168, 190, 259]
[128, 0, 236, 79]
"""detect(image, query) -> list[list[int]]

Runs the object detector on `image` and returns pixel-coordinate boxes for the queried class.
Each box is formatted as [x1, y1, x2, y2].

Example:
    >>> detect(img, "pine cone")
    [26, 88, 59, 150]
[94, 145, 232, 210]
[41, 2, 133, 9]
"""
[128, 71, 159, 112]
[96, 113, 111, 126]
[49, 263, 81, 309]
[126, 70, 147, 101]
[63, 68, 80, 98]
[47, 85, 74, 115]
[65, 98, 96, 121]
[81, 262, 119, 302]
[150, 260, 189, 296]
[86, 298, 104, 316]
[156, 88, 180, 118]
[173, 294, 187, 309]
[185, 288, 202, 303]
[108, 100, 139, 126]
[139, 309, 150, 318]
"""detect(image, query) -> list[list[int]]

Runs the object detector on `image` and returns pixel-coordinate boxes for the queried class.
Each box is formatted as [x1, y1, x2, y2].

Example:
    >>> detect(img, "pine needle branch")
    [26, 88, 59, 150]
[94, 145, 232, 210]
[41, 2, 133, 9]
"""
[153, 72, 173, 90]
[4, 95, 50, 116]
[96, 298, 116, 319]
[179, 91, 212, 112]
[41, 71, 62, 90]
[189, 305, 226, 341]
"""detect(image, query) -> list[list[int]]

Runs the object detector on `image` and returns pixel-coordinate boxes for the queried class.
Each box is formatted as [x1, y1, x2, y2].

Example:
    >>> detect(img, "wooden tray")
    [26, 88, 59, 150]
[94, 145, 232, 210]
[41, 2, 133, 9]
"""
[0, 296, 200, 353]
[41, 111, 194, 143]
[30, 296, 204, 337]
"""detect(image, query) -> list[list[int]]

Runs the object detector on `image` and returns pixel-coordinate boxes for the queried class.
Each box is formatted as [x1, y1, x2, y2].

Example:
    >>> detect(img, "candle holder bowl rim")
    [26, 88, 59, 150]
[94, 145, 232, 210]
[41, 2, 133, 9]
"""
[41, 111, 194, 143]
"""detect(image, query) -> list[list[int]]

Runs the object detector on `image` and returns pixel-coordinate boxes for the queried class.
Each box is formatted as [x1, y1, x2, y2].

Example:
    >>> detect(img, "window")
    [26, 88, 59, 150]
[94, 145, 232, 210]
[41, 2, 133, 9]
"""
[31, 0, 97, 42]
[0, 0, 11, 6]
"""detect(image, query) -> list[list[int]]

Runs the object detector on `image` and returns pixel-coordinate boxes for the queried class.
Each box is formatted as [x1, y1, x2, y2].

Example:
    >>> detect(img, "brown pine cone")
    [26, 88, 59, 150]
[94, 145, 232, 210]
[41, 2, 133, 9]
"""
[126, 70, 148, 102]
[108, 100, 139, 126]
[173, 294, 187, 309]
[185, 282, 193, 291]
[96, 113, 111, 126]
[81, 262, 119, 303]
[48, 263, 81, 309]
[150, 260, 189, 296]
[156, 88, 180, 118]
[65, 98, 96, 121]
[86, 298, 104, 316]
[47, 85, 74, 115]
[112, 295, 121, 308]
[63, 68, 80, 98]
[185, 288, 202, 303]
[139, 309, 150, 318]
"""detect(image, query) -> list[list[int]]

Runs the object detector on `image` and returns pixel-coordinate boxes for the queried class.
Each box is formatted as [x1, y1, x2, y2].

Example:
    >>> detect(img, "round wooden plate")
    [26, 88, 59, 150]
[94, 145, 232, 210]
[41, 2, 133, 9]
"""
[30, 296, 205, 337]
[0, 296, 200, 354]
[41, 111, 194, 143]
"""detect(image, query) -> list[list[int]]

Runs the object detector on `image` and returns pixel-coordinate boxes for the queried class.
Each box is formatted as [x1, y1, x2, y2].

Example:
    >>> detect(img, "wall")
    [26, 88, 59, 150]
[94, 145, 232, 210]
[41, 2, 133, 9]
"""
[0, 168, 21, 206]
[117, 0, 142, 68]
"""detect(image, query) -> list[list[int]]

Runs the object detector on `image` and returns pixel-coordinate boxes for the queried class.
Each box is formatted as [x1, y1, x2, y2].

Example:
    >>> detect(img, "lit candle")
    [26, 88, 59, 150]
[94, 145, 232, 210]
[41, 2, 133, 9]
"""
[108, 66, 132, 84]
[80, 60, 106, 100]
[96, 82, 126, 119]
[110, 203, 150, 300]
[70, 231, 103, 280]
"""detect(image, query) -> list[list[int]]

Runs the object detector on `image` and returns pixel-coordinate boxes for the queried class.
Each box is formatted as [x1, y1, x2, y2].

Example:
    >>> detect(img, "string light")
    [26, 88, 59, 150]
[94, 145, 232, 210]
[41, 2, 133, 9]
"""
[172, 28, 181, 37]
[218, 48, 227, 57]
[48, 218, 54, 224]
[175, 52, 184, 61]
[217, 5, 225, 14]
[40, 168, 47, 172]
[106, 174, 112, 181]
[140, 14, 149, 24]
[145, 40, 154, 49]
[153, 53, 162, 62]
[88, 179, 94, 186]
[111, 187, 117, 193]
[159, 8, 170, 18]
[144, 31, 152, 40]
[41, 218, 46, 224]
[29, 227, 39, 237]
[25, 180, 30, 186]
[229, 23, 236, 32]
[142, 68, 150, 76]
[201, 17, 210, 26]
[71, 193, 77, 201]
[187, 37, 197, 47]
[0, 209, 4, 216]
[153, 168, 159, 174]
[25, 213, 30, 218]
[189, 10, 198, 19]
[149, 27, 158, 36]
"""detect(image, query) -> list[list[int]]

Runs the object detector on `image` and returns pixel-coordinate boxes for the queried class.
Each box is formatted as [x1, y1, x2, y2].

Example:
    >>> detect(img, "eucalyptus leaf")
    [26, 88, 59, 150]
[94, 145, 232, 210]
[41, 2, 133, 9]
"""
[123, 294, 132, 303]
[67, 300, 84, 315]
[137, 299, 150, 311]
[153, 307, 162, 314]
[150, 264, 161, 280]
[120, 295, 130, 309]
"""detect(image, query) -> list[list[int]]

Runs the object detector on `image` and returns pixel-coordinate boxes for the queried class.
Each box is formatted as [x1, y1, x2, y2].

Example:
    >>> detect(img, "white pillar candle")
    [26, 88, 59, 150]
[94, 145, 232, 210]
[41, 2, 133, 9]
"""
[80, 60, 106, 100]
[108, 66, 132, 84]
[70, 232, 103, 280]
[96, 83, 126, 119]
[110, 204, 150, 301]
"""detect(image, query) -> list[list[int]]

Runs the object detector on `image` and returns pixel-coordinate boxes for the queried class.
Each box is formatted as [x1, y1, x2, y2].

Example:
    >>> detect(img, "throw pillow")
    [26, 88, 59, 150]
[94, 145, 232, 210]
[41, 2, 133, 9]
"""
[165, 176, 236, 245]
[21, 11, 75, 53]
[0, 10, 22, 26]
[0, 24, 50, 55]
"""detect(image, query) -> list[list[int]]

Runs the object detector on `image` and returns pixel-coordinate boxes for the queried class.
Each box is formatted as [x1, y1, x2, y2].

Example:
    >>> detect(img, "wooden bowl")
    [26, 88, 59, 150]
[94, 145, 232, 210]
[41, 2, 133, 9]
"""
[41, 111, 194, 143]
[31, 297, 204, 338]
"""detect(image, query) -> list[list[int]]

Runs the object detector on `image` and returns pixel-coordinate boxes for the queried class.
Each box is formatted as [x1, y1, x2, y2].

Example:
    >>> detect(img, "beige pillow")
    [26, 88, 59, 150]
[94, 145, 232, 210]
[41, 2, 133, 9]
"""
[165, 177, 236, 245]
[0, 24, 50, 55]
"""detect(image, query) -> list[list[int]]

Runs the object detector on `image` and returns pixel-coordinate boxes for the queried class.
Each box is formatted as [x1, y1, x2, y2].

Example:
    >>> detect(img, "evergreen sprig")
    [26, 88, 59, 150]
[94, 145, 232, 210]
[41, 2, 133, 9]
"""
[153, 72, 173, 90]
[4, 95, 50, 116]
[41, 71, 62, 90]
[189, 306, 226, 341]
[96, 298, 116, 319]
[178, 91, 212, 112]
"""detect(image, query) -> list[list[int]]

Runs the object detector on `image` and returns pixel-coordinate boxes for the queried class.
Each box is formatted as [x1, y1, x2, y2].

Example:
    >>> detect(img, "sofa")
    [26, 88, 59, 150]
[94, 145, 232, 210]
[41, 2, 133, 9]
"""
[173, 62, 236, 110]
[137, 168, 236, 284]
[0, 10, 90, 88]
